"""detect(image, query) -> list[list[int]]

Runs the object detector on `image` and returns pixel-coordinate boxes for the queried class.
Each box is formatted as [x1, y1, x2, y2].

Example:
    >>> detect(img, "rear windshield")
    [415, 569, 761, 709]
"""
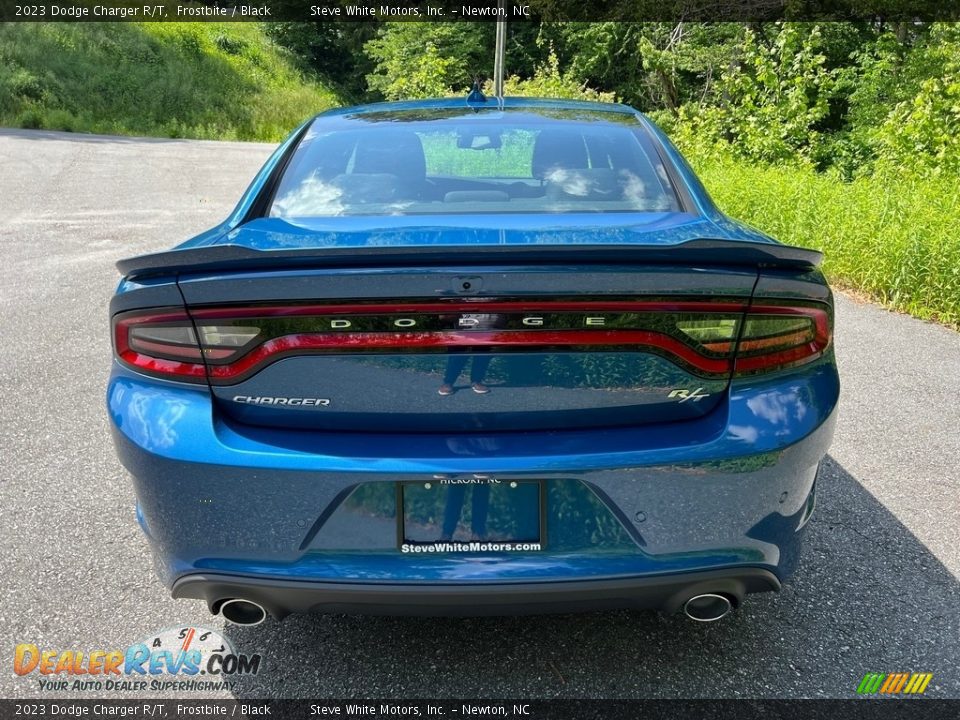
[268, 112, 682, 218]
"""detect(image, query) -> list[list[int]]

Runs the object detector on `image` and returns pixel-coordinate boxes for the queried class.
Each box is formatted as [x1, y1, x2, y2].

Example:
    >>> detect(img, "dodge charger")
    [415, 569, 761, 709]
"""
[108, 97, 839, 625]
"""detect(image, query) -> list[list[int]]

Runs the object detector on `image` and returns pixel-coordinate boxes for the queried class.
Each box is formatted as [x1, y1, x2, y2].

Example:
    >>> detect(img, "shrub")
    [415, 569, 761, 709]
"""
[686, 151, 960, 326]
[496, 51, 616, 102]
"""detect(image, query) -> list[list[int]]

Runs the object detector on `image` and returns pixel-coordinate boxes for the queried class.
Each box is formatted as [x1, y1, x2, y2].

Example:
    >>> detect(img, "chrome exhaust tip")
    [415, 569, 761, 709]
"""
[683, 593, 733, 622]
[219, 598, 267, 626]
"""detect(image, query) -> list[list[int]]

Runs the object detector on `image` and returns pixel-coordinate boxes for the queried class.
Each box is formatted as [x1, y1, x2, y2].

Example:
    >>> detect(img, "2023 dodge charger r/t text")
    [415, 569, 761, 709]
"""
[108, 98, 838, 625]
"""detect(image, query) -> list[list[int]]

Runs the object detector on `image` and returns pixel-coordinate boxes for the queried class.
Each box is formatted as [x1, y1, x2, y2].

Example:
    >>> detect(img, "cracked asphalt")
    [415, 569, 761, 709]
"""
[0, 129, 957, 700]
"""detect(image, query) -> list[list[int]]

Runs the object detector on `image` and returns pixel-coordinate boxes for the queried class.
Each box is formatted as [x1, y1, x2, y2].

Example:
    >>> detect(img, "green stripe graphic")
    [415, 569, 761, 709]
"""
[857, 673, 886, 694]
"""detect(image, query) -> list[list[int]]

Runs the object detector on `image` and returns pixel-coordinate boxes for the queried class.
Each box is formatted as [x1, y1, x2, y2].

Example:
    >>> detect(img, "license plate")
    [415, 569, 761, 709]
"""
[399, 479, 544, 551]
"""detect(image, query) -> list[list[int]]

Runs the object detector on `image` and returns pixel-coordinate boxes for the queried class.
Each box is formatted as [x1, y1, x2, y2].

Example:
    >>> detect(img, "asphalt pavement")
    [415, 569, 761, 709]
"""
[0, 128, 957, 700]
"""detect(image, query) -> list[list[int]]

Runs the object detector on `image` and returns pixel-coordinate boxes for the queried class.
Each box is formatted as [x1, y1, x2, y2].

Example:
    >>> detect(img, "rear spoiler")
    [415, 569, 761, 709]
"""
[117, 239, 822, 279]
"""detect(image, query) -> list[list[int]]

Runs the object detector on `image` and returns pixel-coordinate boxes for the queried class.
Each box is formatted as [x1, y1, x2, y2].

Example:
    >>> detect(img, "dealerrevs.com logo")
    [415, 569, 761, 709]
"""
[14, 627, 262, 693]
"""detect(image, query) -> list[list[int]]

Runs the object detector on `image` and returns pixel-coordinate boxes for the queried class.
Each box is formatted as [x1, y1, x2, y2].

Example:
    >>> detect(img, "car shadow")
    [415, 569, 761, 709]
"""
[223, 455, 959, 699]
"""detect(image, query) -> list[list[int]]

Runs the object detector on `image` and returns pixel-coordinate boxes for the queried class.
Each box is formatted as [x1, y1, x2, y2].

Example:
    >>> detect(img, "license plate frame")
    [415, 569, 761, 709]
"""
[397, 479, 546, 551]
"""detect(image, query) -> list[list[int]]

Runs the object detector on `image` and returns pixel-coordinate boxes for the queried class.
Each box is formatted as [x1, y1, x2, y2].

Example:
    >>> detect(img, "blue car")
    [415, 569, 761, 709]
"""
[108, 98, 838, 625]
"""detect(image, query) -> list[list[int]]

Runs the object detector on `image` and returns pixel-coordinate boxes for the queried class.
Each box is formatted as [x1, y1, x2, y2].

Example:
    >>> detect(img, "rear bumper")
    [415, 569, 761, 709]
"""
[108, 353, 839, 604]
[173, 567, 781, 618]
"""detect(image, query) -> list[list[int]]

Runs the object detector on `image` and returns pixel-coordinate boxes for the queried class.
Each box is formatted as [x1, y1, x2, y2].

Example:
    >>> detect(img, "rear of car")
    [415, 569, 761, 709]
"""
[108, 99, 839, 622]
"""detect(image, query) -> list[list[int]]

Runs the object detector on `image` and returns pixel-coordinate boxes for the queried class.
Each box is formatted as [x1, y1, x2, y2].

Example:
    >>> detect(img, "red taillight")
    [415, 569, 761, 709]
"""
[112, 300, 830, 384]
[114, 310, 207, 381]
[733, 305, 831, 375]
[113, 309, 259, 382]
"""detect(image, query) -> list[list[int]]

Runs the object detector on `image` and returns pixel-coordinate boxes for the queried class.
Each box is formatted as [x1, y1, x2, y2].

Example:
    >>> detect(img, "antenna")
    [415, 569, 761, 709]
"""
[466, 78, 487, 112]
[493, 0, 506, 98]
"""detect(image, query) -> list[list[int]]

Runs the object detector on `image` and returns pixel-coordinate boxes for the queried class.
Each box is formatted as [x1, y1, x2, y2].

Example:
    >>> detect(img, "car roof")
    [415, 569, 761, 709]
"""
[316, 96, 640, 120]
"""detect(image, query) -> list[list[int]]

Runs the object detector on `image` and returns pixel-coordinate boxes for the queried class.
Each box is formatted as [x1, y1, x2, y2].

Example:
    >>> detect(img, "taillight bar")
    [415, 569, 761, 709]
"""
[205, 330, 734, 381]
[112, 299, 831, 385]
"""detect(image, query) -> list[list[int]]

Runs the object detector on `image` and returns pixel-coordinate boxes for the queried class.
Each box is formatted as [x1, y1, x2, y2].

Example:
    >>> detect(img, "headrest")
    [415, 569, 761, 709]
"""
[531, 129, 589, 178]
[352, 130, 426, 181]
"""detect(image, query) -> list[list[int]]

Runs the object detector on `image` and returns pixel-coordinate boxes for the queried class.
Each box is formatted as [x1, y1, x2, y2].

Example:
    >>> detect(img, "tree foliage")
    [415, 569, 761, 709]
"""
[263, 19, 960, 176]
[496, 50, 615, 102]
[264, 22, 377, 101]
[671, 24, 835, 163]
[364, 23, 493, 99]
[871, 23, 960, 175]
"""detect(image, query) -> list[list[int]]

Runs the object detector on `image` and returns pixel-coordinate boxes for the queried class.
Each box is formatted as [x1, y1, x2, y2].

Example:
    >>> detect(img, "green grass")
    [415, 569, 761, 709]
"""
[689, 154, 960, 327]
[0, 22, 340, 141]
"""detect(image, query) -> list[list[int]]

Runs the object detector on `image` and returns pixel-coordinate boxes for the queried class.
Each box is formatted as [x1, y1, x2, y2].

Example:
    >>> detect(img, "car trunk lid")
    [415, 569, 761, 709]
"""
[118, 218, 822, 433]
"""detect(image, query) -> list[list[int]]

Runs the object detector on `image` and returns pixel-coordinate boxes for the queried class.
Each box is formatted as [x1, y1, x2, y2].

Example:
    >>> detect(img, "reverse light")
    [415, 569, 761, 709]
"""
[675, 318, 740, 353]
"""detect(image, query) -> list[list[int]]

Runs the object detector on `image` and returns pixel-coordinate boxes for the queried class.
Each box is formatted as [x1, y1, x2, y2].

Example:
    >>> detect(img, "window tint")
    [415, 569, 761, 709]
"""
[269, 115, 682, 218]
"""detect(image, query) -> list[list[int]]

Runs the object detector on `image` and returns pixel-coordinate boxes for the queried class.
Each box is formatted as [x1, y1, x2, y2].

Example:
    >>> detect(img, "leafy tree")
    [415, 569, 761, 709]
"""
[873, 23, 960, 174]
[496, 50, 615, 102]
[364, 22, 493, 99]
[671, 24, 836, 163]
[265, 22, 377, 102]
[540, 23, 743, 111]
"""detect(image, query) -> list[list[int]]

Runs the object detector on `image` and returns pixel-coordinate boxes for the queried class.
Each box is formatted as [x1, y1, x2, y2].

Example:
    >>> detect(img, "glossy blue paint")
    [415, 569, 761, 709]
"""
[109, 355, 837, 473]
[320, 97, 640, 118]
[108, 350, 837, 585]
[109, 98, 840, 613]
[211, 212, 773, 253]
